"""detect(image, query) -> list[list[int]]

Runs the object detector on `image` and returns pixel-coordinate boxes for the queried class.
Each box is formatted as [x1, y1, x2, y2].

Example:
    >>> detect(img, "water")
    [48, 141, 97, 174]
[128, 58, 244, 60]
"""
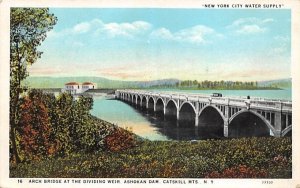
[91, 89, 291, 141]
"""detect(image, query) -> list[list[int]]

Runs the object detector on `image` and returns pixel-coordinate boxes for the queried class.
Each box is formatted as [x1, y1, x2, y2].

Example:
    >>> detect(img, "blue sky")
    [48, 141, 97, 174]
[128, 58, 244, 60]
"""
[30, 8, 291, 81]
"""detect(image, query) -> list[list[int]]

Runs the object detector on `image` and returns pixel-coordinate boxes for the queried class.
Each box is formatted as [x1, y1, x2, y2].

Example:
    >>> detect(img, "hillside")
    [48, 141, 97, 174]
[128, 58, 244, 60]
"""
[24, 76, 291, 90]
[24, 76, 180, 89]
[258, 78, 291, 89]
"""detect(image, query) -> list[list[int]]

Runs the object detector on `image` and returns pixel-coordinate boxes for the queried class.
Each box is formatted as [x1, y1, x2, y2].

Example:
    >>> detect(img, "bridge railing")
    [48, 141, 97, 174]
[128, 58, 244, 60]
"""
[282, 102, 292, 111]
[249, 100, 292, 111]
[250, 100, 277, 108]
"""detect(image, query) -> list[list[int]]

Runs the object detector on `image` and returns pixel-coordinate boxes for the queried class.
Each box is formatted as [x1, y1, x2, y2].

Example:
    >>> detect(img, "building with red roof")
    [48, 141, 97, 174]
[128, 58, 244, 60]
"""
[62, 82, 96, 94]
[82, 82, 95, 90]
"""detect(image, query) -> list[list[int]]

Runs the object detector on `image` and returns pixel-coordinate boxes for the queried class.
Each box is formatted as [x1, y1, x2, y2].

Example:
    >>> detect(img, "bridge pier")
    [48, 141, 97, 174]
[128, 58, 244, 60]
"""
[274, 111, 282, 137]
[272, 103, 287, 137]
[224, 100, 230, 137]
[195, 103, 199, 127]
[224, 119, 229, 137]
[195, 115, 199, 127]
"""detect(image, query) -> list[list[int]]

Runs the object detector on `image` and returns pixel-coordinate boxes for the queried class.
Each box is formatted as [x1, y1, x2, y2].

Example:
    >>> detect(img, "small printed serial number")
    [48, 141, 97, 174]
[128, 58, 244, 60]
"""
[262, 180, 273, 184]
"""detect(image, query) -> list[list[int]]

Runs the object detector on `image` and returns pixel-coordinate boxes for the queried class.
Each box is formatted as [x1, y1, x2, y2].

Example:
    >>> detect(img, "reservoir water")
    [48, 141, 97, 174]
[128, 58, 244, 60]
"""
[91, 89, 291, 141]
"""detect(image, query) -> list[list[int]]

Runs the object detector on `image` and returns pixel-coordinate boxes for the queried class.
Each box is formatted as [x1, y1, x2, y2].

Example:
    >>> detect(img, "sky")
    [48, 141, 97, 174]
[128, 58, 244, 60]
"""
[29, 8, 291, 81]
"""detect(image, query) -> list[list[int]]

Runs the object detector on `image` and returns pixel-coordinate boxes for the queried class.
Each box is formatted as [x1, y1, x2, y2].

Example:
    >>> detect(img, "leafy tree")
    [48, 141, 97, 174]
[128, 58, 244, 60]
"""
[18, 90, 52, 161]
[105, 127, 136, 152]
[54, 93, 75, 156]
[41, 92, 59, 149]
[71, 96, 94, 150]
[10, 8, 57, 163]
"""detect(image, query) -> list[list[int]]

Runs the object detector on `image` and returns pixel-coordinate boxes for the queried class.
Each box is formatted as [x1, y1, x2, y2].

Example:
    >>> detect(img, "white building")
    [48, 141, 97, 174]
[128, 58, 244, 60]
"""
[82, 82, 96, 92]
[62, 82, 96, 94]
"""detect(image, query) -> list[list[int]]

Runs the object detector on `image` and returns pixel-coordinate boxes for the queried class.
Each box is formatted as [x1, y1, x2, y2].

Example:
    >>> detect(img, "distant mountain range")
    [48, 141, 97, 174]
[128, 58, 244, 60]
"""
[24, 76, 180, 89]
[24, 76, 291, 89]
[257, 78, 291, 89]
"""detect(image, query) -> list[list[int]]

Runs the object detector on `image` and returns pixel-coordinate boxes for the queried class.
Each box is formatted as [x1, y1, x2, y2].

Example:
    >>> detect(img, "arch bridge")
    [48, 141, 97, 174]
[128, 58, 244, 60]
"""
[115, 90, 292, 138]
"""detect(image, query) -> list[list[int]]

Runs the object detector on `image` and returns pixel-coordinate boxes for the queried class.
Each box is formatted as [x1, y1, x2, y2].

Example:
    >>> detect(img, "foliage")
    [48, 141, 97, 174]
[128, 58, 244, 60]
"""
[13, 89, 118, 162]
[18, 90, 53, 161]
[10, 8, 57, 163]
[148, 79, 280, 90]
[177, 80, 278, 90]
[10, 137, 292, 178]
[105, 127, 136, 152]
[205, 165, 268, 178]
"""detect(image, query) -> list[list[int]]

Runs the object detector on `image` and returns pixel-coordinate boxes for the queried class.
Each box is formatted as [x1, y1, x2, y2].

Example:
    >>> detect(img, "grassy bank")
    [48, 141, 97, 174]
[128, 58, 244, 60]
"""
[10, 137, 291, 178]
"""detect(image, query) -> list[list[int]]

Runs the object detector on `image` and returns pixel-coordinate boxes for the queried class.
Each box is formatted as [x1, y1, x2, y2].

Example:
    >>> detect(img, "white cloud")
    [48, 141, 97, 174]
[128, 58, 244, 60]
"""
[231, 17, 274, 27]
[261, 18, 274, 24]
[151, 25, 219, 44]
[150, 28, 173, 40]
[73, 22, 91, 33]
[101, 21, 152, 38]
[236, 24, 266, 34]
[48, 19, 152, 39]
[48, 19, 220, 45]
[176, 25, 215, 43]
[228, 17, 274, 35]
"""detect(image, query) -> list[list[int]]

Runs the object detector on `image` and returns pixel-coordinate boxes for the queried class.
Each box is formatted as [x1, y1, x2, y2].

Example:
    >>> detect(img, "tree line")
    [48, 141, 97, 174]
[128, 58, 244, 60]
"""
[149, 80, 278, 90]
[177, 80, 262, 89]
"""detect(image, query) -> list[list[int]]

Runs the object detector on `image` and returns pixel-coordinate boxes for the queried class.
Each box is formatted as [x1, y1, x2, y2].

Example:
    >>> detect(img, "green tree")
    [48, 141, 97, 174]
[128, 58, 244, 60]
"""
[10, 8, 57, 163]
[70, 96, 93, 150]
[54, 93, 75, 156]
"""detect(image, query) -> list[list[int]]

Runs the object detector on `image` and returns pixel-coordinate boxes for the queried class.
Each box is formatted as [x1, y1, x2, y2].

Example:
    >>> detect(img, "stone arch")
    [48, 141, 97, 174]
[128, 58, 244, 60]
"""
[179, 101, 196, 114]
[127, 93, 132, 102]
[198, 105, 225, 137]
[165, 99, 178, 120]
[282, 125, 292, 137]
[178, 102, 196, 125]
[229, 109, 275, 137]
[166, 99, 179, 109]
[141, 96, 147, 108]
[229, 109, 275, 133]
[155, 97, 165, 114]
[148, 97, 155, 111]
[132, 95, 137, 104]
[137, 95, 142, 106]
[199, 105, 226, 122]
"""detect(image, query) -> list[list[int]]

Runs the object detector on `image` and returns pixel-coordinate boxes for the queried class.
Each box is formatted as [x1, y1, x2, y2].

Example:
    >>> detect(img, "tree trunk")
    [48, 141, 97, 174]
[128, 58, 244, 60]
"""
[9, 42, 22, 163]
[10, 123, 21, 163]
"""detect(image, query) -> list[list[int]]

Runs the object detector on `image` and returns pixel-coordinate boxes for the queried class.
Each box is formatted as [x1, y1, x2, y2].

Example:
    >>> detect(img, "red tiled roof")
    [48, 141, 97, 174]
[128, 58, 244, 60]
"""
[65, 82, 80, 86]
[82, 82, 94, 85]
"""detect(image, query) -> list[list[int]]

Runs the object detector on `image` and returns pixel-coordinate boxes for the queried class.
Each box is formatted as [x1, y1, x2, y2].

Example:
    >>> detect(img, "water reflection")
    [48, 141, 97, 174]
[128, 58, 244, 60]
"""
[91, 97, 168, 140]
[127, 103, 224, 140]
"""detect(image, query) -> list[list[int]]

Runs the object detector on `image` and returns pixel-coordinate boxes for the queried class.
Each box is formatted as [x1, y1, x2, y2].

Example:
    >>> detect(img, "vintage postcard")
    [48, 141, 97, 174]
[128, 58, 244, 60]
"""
[0, 0, 300, 187]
